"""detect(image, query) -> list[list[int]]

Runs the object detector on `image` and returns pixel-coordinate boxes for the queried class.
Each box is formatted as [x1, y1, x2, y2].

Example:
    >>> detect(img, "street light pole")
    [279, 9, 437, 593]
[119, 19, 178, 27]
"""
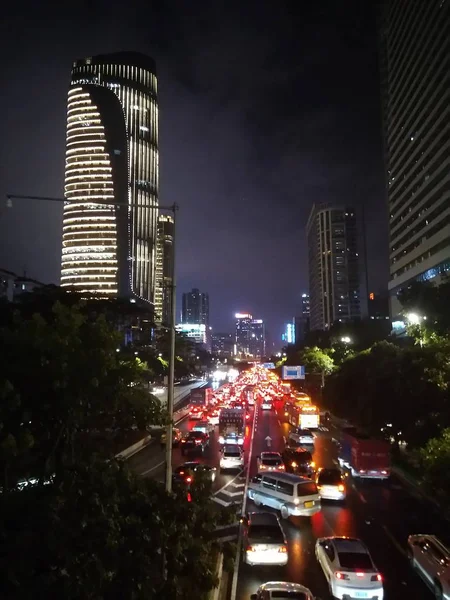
[6, 193, 178, 492]
[164, 204, 178, 493]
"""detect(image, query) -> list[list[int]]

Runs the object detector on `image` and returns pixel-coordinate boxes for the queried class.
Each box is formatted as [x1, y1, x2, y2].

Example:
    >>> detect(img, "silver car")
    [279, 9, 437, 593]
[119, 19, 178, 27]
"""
[408, 534, 450, 599]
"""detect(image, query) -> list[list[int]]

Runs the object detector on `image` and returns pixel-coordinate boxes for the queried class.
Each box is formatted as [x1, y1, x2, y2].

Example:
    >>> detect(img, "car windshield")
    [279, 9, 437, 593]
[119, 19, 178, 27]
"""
[248, 525, 284, 543]
[263, 458, 282, 466]
[298, 430, 312, 436]
[288, 451, 312, 463]
[296, 481, 318, 496]
[318, 470, 343, 485]
[338, 552, 373, 570]
[189, 431, 204, 438]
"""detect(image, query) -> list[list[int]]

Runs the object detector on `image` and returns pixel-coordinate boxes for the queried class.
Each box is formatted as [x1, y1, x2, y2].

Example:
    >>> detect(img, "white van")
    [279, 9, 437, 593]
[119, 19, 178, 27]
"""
[247, 472, 321, 519]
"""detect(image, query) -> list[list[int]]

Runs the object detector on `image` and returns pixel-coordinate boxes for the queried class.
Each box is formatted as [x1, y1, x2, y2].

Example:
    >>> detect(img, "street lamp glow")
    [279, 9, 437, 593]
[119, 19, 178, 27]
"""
[341, 336, 352, 344]
[406, 312, 422, 325]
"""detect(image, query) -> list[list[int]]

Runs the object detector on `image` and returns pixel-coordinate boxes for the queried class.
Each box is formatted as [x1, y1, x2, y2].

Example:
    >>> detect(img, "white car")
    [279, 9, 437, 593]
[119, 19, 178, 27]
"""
[408, 534, 450, 599]
[261, 399, 273, 409]
[220, 445, 244, 471]
[243, 512, 288, 566]
[315, 537, 383, 600]
[289, 428, 315, 446]
[257, 452, 285, 473]
[250, 581, 315, 600]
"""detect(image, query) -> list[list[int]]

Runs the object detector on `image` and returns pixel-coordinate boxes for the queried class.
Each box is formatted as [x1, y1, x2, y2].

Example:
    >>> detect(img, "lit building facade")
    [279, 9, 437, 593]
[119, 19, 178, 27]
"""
[181, 288, 209, 326]
[307, 204, 361, 331]
[211, 333, 234, 358]
[154, 214, 174, 325]
[60, 52, 159, 303]
[176, 323, 207, 347]
[235, 313, 266, 359]
[380, 2, 450, 316]
[295, 292, 310, 344]
[282, 320, 296, 344]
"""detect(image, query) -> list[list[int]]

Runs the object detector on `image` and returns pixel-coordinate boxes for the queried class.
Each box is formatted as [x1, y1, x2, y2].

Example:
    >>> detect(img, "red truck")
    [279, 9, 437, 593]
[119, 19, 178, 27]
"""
[339, 432, 390, 479]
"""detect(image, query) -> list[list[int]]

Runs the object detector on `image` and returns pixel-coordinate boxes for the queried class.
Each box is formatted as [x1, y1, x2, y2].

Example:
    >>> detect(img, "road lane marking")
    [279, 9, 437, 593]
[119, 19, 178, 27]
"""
[141, 460, 164, 476]
[213, 471, 244, 496]
[382, 524, 407, 557]
[230, 403, 258, 600]
[222, 489, 245, 498]
[351, 484, 367, 504]
[213, 496, 231, 507]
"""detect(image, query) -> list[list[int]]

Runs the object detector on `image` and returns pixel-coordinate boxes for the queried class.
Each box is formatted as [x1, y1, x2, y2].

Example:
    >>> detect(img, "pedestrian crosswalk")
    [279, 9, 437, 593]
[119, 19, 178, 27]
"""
[213, 474, 246, 507]
[317, 425, 329, 432]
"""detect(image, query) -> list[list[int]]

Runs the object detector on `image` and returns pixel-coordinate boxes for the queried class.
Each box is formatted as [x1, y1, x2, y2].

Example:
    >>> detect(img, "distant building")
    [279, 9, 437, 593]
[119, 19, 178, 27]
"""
[282, 320, 296, 344]
[295, 293, 310, 344]
[211, 332, 234, 358]
[176, 323, 208, 348]
[60, 52, 159, 302]
[235, 313, 266, 359]
[368, 291, 390, 321]
[380, 1, 450, 317]
[154, 215, 174, 325]
[0, 269, 45, 302]
[307, 204, 361, 331]
[182, 288, 209, 326]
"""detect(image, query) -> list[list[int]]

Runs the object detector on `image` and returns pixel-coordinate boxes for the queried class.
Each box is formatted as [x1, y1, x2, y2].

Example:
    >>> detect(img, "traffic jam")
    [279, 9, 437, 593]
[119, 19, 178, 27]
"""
[166, 366, 448, 599]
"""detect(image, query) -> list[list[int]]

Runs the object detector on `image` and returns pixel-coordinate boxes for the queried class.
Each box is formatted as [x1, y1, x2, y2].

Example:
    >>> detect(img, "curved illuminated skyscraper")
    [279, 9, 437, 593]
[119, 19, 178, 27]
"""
[60, 52, 158, 302]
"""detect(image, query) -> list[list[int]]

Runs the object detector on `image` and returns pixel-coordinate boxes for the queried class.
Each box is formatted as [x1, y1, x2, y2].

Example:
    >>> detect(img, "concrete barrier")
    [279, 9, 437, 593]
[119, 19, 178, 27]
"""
[208, 552, 226, 600]
[116, 434, 153, 460]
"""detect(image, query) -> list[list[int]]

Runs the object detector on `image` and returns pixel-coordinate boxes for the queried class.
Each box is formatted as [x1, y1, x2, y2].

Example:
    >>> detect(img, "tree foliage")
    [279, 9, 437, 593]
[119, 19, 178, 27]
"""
[0, 459, 219, 599]
[418, 428, 450, 498]
[323, 340, 450, 446]
[0, 301, 165, 490]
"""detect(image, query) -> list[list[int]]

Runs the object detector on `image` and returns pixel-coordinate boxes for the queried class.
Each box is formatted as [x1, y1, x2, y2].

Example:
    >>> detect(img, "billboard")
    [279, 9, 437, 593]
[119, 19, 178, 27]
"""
[262, 362, 275, 369]
[282, 365, 305, 380]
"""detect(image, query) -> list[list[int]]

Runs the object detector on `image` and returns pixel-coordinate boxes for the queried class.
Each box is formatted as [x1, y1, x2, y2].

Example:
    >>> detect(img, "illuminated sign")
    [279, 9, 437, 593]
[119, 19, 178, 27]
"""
[262, 362, 275, 369]
[235, 313, 252, 319]
[282, 365, 305, 380]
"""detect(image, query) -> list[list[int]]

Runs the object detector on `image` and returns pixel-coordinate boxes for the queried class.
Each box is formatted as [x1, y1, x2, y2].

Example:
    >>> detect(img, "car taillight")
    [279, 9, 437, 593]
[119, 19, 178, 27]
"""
[338, 484, 345, 492]
[246, 546, 255, 552]
[185, 476, 192, 483]
[279, 465, 285, 470]
[359, 469, 366, 473]
[371, 574, 382, 582]
[316, 485, 322, 490]
[335, 572, 350, 580]
[181, 439, 186, 443]
[310, 461, 315, 468]
[381, 470, 387, 475]
[195, 439, 202, 444]
[291, 461, 298, 468]
[278, 545, 288, 553]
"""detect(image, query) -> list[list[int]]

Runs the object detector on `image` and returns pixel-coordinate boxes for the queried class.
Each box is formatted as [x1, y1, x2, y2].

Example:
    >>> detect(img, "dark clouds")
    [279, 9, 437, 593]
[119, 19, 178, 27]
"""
[0, 0, 387, 343]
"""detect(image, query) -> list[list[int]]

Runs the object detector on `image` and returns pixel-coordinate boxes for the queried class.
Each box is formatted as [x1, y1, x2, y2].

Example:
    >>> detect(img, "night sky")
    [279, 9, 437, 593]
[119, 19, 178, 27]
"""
[0, 0, 387, 344]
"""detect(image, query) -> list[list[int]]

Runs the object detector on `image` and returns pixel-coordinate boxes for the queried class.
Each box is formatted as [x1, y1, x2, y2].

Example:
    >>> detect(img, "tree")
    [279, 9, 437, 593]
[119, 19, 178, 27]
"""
[323, 340, 450, 447]
[0, 458, 220, 599]
[419, 428, 450, 498]
[0, 301, 165, 490]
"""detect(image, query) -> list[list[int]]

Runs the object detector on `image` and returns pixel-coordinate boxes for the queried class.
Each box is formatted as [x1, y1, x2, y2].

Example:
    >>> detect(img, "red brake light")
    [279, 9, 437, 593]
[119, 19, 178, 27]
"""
[278, 545, 288, 553]
[185, 476, 192, 483]
[246, 545, 254, 552]
[338, 484, 345, 492]
[335, 572, 349, 580]
[371, 573, 382, 582]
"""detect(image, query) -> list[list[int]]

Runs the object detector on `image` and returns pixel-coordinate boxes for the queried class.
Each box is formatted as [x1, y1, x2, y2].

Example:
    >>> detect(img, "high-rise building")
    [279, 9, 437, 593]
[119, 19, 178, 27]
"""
[294, 293, 310, 344]
[282, 320, 296, 344]
[380, 2, 450, 316]
[235, 313, 266, 359]
[211, 333, 234, 358]
[181, 288, 209, 326]
[60, 52, 159, 303]
[307, 204, 361, 331]
[154, 215, 174, 325]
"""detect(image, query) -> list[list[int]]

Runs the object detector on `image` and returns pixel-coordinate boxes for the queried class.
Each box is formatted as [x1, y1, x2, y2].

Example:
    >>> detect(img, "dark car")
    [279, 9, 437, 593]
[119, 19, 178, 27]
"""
[180, 431, 209, 455]
[281, 448, 315, 477]
[172, 462, 217, 486]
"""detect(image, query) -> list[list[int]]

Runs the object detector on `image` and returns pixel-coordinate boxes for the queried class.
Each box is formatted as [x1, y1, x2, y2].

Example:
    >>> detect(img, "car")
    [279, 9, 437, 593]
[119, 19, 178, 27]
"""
[180, 431, 209, 455]
[407, 534, 450, 599]
[289, 428, 315, 446]
[192, 420, 214, 434]
[282, 448, 315, 477]
[250, 581, 316, 600]
[160, 427, 183, 447]
[207, 410, 220, 426]
[261, 398, 273, 410]
[242, 512, 288, 566]
[220, 445, 244, 471]
[189, 406, 204, 420]
[316, 468, 347, 501]
[172, 462, 217, 485]
[257, 452, 285, 473]
[315, 537, 383, 600]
